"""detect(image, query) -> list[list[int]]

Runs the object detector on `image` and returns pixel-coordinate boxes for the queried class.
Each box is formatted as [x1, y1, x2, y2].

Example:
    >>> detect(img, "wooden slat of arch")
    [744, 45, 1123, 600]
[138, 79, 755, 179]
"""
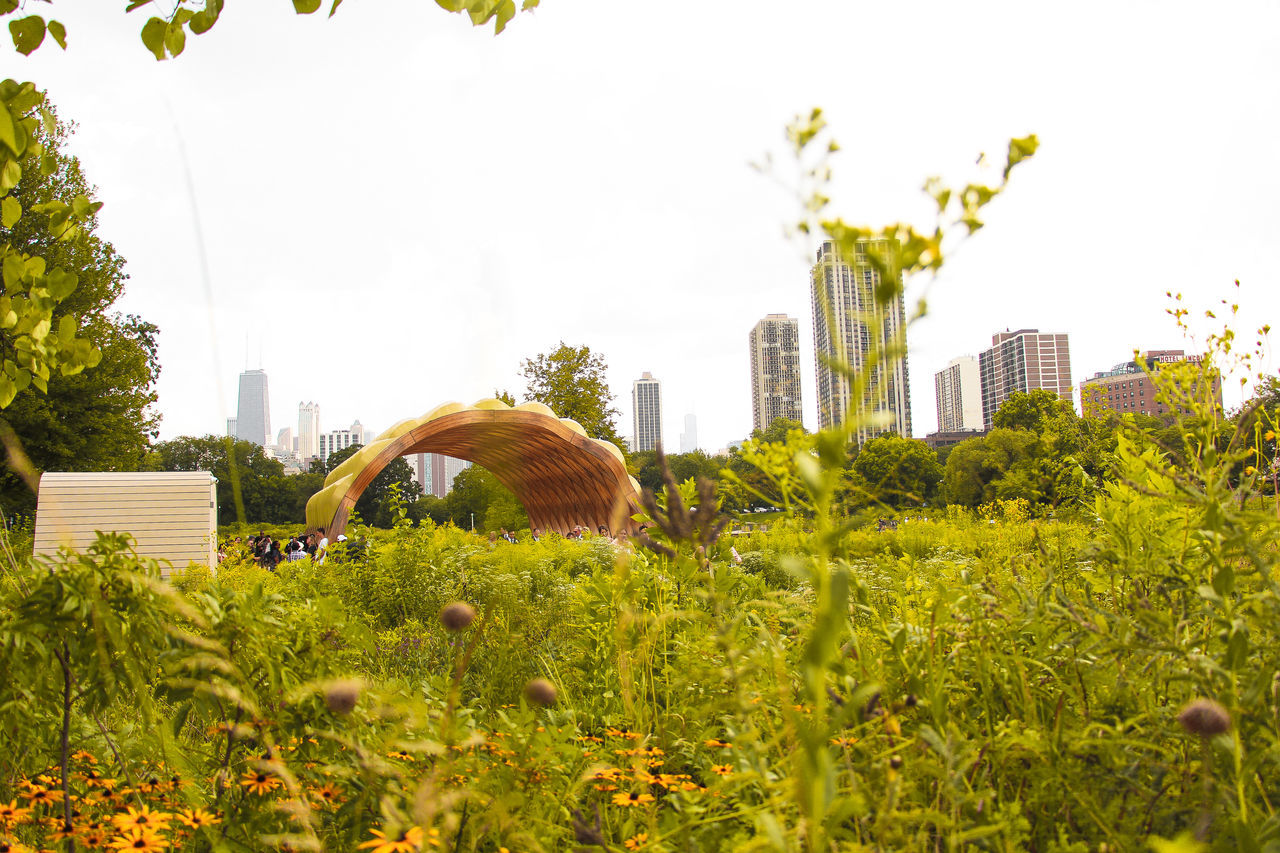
[322, 409, 638, 539]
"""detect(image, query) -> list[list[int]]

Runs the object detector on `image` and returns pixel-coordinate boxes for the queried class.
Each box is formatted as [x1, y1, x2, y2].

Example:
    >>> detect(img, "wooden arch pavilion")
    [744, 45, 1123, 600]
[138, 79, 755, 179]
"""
[305, 399, 641, 539]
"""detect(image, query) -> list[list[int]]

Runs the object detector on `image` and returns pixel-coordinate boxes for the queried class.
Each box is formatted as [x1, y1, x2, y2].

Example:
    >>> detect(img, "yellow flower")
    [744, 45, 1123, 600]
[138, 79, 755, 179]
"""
[111, 806, 171, 833]
[0, 800, 32, 828]
[625, 832, 650, 850]
[1245, 466, 1257, 476]
[174, 808, 221, 829]
[239, 771, 283, 796]
[357, 826, 427, 852]
[22, 787, 64, 807]
[709, 764, 733, 776]
[1266, 430, 1276, 441]
[0, 837, 36, 853]
[703, 738, 730, 748]
[610, 791, 655, 807]
[107, 827, 168, 853]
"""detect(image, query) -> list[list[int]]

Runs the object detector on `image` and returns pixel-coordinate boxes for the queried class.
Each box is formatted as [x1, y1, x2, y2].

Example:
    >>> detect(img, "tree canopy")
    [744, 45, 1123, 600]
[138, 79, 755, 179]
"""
[520, 342, 622, 448]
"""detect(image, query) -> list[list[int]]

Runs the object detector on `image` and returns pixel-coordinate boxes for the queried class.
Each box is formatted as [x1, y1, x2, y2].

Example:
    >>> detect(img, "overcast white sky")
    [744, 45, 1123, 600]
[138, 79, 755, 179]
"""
[10, 1, 1279, 451]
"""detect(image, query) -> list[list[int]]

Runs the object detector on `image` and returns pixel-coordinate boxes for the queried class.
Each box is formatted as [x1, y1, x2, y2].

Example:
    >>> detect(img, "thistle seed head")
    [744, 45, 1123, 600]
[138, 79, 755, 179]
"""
[439, 601, 477, 632]
[1177, 698, 1231, 737]
[324, 679, 362, 715]
[524, 678, 558, 707]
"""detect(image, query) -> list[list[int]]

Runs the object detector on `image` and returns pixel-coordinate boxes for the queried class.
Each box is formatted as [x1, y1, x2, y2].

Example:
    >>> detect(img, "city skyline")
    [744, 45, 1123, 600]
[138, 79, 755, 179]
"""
[16, 4, 1274, 455]
[749, 314, 803, 434]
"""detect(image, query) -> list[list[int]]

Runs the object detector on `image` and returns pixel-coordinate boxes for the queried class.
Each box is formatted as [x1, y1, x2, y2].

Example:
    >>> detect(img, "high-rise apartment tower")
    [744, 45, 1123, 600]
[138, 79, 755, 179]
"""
[749, 314, 803, 434]
[298, 402, 321, 458]
[978, 329, 1073, 428]
[934, 356, 983, 432]
[235, 369, 271, 447]
[810, 239, 911, 440]
[679, 414, 698, 454]
[632, 373, 663, 452]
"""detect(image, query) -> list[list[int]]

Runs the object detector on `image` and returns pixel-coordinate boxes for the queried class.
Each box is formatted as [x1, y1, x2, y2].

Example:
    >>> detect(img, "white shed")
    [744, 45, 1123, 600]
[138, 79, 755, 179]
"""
[34, 471, 217, 573]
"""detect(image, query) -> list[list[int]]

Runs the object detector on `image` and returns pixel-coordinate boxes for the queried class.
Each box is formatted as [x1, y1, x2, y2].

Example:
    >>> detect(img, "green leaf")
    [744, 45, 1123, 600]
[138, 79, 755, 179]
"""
[293, 0, 322, 12]
[0, 104, 18, 156]
[328, 0, 344, 17]
[124, 0, 151, 11]
[163, 20, 186, 58]
[1004, 134, 1040, 180]
[46, 269, 78, 300]
[0, 370, 16, 408]
[494, 0, 516, 33]
[521, 0, 539, 8]
[9, 15, 46, 55]
[140, 17, 167, 61]
[47, 19, 66, 49]
[1, 196, 19, 228]
[2, 253, 24, 291]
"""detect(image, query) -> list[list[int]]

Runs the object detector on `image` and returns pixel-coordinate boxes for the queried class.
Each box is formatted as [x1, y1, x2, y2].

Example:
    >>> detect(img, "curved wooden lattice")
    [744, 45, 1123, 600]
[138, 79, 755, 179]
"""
[305, 399, 640, 539]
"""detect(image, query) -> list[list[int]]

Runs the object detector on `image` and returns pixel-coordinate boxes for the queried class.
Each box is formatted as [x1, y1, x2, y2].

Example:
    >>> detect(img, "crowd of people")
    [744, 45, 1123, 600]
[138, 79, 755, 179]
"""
[217, 526, 346, 569]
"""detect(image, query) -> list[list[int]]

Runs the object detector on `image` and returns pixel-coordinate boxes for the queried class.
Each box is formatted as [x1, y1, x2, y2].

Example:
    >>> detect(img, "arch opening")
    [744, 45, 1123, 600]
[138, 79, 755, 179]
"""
[306, 399, 640, 540]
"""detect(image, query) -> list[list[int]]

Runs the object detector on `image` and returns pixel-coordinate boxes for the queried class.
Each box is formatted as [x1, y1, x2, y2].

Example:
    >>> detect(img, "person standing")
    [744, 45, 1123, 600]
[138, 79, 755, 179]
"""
[315, 527, 329, 565]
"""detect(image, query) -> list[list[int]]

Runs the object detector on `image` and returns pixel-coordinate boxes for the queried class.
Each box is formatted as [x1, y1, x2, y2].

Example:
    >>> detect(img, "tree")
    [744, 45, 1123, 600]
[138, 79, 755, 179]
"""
[443, 466, 527, 532]
[992, 389, 1075, 432]
[0, 107, 160, 515]
[846, 434, 942, 508]
[520, 342, 623, 447]
[325, 444, 422, 529]
[751, 417, 807, 446]
[942, 429, 1037, 507]
[143, 435, 289, 525]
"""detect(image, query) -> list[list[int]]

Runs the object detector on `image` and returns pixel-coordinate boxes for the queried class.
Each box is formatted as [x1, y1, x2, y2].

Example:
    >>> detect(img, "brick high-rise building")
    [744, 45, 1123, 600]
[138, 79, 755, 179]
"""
[1080, 350, 1222, 418]
[978, 329, 1072, 429]
[749, 314, 803, 434]
[632, 372, 663, 452]
[810, 238, 911, 440]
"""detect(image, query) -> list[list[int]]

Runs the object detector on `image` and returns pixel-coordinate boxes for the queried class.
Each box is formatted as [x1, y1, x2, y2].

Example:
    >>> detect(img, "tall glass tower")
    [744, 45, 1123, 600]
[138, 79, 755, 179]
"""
[235, 369, 271, 447]
[631, 372, 663, 452]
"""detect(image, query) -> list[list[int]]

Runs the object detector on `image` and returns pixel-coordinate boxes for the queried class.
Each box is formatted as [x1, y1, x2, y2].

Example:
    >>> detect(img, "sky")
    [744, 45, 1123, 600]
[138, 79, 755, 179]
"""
[10, 1, 1280, 452]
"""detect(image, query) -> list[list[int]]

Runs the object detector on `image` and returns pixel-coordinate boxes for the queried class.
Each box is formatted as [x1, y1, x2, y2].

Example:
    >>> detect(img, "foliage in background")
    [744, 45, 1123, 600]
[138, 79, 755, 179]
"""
[520, 341, 624, 449]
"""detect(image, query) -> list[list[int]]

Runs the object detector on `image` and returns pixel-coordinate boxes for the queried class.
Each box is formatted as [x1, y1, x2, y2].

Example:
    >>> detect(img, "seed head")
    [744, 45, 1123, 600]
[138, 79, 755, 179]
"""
[524, 678, 558, 707]
[1177, 698, 1231, 737]
[439, 602, 476, 632]
[324, 679, 362, 715]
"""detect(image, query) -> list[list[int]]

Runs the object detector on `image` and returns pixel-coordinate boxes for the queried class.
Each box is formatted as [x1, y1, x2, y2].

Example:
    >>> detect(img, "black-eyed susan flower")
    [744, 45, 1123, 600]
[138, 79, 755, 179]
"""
[111, 806, 171, 833]
[709, 764, 733, 776]
[0, 801, 32, 828]
[239, 771, 282, 796]
[624, 832, 649, 850]
[356, 825, 430, 852]
[703, 738, 731, 748]
[174, 809, 220, 829]
[106, 827, 168, 852]
[610, 791, 655, 807]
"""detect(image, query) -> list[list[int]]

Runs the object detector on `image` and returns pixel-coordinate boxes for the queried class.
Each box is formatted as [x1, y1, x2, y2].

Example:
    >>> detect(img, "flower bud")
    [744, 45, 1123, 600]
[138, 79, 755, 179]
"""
[524, 678, 558, 707]
[1177, 698, 1231, 737]
[439, 602, 476, 632]
[324, 679, 362, 715]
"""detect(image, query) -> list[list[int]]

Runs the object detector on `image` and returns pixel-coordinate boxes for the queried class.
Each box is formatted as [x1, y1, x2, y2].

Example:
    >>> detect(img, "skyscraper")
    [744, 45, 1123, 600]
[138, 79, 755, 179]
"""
[632, 372, 663, 452]
[810, 238, 911, 440]
[934, 356, 983, 432]
[978, 329, 1072, 428]
[749, 314, 803, 434]
[679, 414, 698, 454]
[298, 402, 321, 459]
[319, 421, 365, 464]
[235, 369, 271, 447]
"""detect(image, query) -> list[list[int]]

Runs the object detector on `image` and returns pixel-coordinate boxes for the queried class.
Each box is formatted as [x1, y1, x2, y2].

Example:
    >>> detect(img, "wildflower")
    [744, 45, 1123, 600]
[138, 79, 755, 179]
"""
[71, 750, 98, 764]
[703, 738, 730, 748]
[309, 784, 343, 806]
[0, 801, 32, 828]
[112, 807, 171, 833]
[438, 602, 476, 632]
[1266, 430, 1276, 441]
[107, 827, 168, 852]
[174, 809, 220, 829]
[610, 791, 655, 807]
[830, 736, 858, 748]
[709, 764, 733, 776]
[23, 787, 63, 807]
[1245, 466, 1257, 476]
[239, 771, 283, 796]
[81, 826, 110, 849]
[523, 678, 557, 707]
[1178, 698, 1231, 737]
[0, 838, 36, 853]
[625, 832, 649, 850]
[357, 825, 426, 852]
